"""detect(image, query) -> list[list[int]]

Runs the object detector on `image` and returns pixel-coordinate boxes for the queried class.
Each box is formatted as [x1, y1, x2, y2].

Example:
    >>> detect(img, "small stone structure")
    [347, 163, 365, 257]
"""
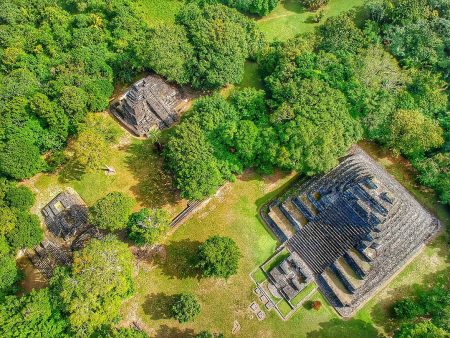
[267, 252, 313, 301]
[261, 145, 440, 317]
[31, 189, 101, 279]
[41, 189, 89, 240]
[110, 74, 185, 136]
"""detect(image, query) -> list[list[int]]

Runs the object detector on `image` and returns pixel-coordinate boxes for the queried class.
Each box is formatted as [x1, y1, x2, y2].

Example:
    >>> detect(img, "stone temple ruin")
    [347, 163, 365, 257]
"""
[29, 189, 103, 279]
[268, 252, 313, 302]
[110, 74, 186, 136]
[41, 189, 89, 240]
[262, 146, 440, 317]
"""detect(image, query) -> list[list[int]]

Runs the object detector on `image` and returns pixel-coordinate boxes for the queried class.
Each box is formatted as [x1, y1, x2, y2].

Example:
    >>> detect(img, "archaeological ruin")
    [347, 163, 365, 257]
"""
[261, 146, 440, 317]
[30, 189, 102, 279]
[41, 189, 89, 240]
[110, 74, 186, 136]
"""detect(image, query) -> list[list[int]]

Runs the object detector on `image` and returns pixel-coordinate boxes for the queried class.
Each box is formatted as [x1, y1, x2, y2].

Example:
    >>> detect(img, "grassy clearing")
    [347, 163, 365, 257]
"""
[263, 247, 290, 272]
[257, 0, 365, 41]
[131, 0, 183, 27]
[291, 282, 316, 306]
[278, 299, 293, 316]
[252, 269, 267, 283]
[121, 156, 448, 337]
[25, 114, 186, 218]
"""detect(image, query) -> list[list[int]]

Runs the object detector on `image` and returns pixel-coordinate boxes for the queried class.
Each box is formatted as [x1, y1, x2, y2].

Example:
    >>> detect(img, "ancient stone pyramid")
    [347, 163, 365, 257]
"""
[265, 145, 440, 317]
[112, 74, 183, 136]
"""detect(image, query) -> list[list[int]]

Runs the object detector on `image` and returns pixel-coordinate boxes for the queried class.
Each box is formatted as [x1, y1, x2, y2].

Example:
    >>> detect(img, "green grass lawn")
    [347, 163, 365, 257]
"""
[257, 0, 365, 41]
[131, 0, 183, 27]
[291, 282, 316, 307]
[26, 114, 186, 218]
[120, 163, 448, 337]
[263, 247, 290, 272]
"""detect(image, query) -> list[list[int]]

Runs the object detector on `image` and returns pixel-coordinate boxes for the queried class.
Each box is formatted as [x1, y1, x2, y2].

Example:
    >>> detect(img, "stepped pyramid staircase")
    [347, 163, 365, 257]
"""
[262, 146, 440, 317]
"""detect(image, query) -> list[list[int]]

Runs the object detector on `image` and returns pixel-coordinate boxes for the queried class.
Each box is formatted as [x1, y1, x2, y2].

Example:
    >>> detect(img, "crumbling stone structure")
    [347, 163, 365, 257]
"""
[111, 74, 184, 136]
[262, 146, 440, 317]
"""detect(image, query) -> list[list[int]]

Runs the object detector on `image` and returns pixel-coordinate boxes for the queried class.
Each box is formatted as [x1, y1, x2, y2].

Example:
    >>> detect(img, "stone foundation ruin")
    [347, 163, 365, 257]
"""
[29, 189, 104, 279]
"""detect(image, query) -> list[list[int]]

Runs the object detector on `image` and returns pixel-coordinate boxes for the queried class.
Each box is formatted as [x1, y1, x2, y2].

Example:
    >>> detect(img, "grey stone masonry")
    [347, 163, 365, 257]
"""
[111, 74, 184, 136]
[41, 189, 89, 240]
[262, 145, 440, 317]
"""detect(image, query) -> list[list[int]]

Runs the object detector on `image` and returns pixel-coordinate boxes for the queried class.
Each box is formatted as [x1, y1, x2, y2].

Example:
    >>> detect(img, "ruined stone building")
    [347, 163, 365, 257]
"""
[30, 189, 103, 279]
[262, 146, 440, 317]
[111, 74, 185, 136]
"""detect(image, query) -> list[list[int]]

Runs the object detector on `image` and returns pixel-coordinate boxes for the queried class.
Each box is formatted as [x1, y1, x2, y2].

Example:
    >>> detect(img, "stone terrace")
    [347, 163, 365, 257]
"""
[262, 145, 440, 317]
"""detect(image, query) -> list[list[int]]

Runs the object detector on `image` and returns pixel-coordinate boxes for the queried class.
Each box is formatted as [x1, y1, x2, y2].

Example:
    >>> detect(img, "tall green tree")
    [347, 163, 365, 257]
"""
[197, 236, 240, 278]
[56, 236, 134, 335]
[127, 208, 170, 246]
[164, 123, 224, 200]
[171, 293, 201, 323]
[0, 288, 68, 337]
[388, 109, 444, 157]
[89, 192, 135, 231]
[176, 3, 263, 89]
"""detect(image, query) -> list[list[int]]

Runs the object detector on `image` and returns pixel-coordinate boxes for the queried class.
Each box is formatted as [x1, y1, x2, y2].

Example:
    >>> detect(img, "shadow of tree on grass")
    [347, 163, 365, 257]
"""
[307, 318, 383, 338]
[159, 239, 202, 280]
[142, 293, 176, 320]
[155, 325, 196, 338]
[125, 139, 180, 208]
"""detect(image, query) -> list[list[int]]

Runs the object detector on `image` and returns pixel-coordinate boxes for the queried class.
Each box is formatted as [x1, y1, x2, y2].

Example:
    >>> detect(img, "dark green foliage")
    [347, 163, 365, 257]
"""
[414, 153, 449, 205]
[165, 91, 275, 200]
[393, 299, 422, 319]
[301, 0, 329, 11]
[171, 293, 201, 323]
[89, 192, 135, 231]
[395, 322, 448, 338]
[143, 24, 194, 85]
[269, 78, 362, 174]
[13, 214, 41, 248]
[94, 326, 149, 338]
[6, 211, 42, 251]
[0, 288, 69, 337]
[318, 12, 365, 55]
[0, 137, 46, 180]
[197, 236, 240, 278]
[164, 122, 224, 200]
[4, 185, 35, 210]
[192, 0, 279, 16]
[176, 3, 264, 89]
[0, 182, 42, 253]
[0, 0, 148, 175]
[388, 109, 444, 157]
[392, 277, 450, 336]
[0, 253, 19, 298]
[56, 235, 134, 334]
[127, 208, 170, 246]
[196, 331, 213, 338]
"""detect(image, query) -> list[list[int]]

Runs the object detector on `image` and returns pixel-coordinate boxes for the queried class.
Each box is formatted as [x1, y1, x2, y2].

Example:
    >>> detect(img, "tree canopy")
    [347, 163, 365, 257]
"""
[171, 293, 201, 323]
[89, 192, 135, 231]
[197, 236, 240, 278]
[127, 208, 170, 246]
[55, 235, 134, 335]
